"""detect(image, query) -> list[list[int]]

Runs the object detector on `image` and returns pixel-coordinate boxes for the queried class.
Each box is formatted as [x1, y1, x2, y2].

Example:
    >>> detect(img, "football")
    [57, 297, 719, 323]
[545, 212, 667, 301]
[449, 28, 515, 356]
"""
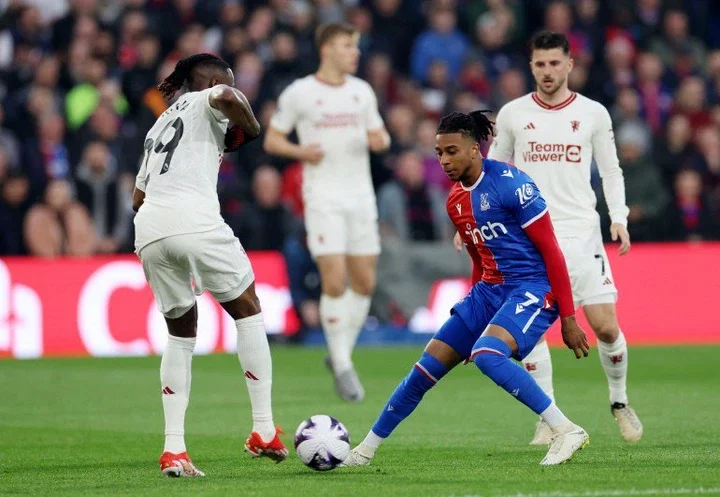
[294, 415, 351, 471]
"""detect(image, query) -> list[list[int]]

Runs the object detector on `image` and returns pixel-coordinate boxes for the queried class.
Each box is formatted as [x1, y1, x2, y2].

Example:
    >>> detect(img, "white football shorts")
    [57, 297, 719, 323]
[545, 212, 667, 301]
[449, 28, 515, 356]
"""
[304, 196, 380, 258]
[139, 224, 254, 318]
[558, 226, 618, 307]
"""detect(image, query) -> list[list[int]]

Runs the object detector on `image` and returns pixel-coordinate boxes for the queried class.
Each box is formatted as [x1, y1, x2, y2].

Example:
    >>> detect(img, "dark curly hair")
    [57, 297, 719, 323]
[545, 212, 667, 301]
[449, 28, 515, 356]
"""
[436, 110, 495, 143]
[157, 53, 230, 100]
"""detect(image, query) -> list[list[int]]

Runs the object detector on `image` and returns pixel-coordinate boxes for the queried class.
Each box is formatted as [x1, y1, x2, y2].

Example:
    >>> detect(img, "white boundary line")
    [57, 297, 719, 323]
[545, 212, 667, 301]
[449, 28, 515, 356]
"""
[449, 488, 720, 497]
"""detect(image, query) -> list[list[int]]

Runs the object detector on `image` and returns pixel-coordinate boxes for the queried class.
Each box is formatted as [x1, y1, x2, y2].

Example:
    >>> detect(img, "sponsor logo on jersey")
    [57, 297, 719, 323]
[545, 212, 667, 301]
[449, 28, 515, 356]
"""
[501, 169, 514, 178]
[524, 122, 535, 130]
[465, 221, 508, 244]
[456, 203, 462, 215]
[523, 142, 582, 163]
[314, 112, 360, 129]
[571, 120, 580, 132]
[480, 193, 490, 211]
[515, 183, 535, 205]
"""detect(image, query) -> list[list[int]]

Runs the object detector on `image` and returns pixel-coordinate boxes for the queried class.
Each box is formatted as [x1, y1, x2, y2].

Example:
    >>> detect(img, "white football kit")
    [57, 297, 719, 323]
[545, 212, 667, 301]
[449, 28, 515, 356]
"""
[134, 88, 253, 317]
[270, 75, 385, 257]
[488, 92, 629, 306]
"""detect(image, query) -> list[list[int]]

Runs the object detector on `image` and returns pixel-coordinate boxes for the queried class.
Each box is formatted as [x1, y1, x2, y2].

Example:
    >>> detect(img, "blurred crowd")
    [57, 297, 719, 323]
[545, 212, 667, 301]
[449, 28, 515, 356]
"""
[1, 0, 720, 262]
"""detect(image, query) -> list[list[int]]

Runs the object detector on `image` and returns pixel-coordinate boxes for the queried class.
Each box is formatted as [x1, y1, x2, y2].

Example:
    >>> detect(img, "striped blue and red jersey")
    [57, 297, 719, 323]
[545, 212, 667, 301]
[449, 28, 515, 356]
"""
[447, 158, 550, 285]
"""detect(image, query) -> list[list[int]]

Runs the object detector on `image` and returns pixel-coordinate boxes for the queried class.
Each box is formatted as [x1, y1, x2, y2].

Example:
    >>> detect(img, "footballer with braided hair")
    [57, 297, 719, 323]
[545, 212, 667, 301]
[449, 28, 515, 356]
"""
[133, 53, 288, 477]
[342, 110, 592, 468]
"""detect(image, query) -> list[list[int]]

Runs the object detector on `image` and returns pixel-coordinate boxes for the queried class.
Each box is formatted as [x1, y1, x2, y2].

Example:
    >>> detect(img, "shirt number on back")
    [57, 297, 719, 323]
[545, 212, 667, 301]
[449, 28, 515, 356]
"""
[143, 117, 185, 175]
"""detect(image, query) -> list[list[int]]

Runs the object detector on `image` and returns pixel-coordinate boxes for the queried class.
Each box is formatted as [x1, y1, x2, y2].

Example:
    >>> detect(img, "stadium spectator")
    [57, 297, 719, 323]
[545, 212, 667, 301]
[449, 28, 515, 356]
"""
[0, 164, 32, 255]
[664, 168, 720, 241]
[650, 9, 706, 72]
[616, 122, 669, 241]
[377, 150, 450, 243]
[653, 114, 695, 189]
[24, 178, 95, 257]
[227, 164, 297, 251]
[410, 5, 468, 84]
[74, 141, 132, 254]
[0, 107, 20, 169]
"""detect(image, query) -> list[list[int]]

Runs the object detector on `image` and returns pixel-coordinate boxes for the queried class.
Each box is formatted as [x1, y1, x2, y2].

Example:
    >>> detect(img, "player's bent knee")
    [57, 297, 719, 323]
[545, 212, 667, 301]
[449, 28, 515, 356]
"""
[321, 281, 346, 297]
[471, 336, 512, 375]
[221, 285, 262, 320]
[164, 302, 195, 320]
[594, 324, 620, 344]
[351, 278, 375, 296]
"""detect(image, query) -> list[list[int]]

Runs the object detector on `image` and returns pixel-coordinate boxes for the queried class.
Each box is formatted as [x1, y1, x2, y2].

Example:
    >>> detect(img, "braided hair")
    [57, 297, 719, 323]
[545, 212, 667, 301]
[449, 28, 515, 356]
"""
[157, 53, 231, 100]
[436, 110, 495, 143]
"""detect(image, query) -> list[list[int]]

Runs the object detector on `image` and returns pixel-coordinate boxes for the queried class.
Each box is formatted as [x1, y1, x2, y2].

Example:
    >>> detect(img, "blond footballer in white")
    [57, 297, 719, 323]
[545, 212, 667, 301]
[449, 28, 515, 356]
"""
[264, 23, 390, 403]
[486, 31, 642, 444]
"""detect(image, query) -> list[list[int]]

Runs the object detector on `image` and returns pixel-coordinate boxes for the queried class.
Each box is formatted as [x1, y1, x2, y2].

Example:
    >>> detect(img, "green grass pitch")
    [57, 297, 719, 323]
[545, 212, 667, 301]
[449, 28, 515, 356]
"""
[1, 346, 719, 497]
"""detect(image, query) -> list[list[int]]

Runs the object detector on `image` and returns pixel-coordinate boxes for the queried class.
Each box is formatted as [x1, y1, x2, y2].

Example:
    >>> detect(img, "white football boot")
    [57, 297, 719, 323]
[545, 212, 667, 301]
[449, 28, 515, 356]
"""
[611, 402, 643, 442]
[540, 424, 590, 466]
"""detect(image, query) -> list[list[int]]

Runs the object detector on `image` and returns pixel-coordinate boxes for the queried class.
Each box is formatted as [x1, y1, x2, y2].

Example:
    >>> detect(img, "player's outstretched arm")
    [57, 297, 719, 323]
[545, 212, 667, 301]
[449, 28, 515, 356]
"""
[209, 85, 261, 138]
[524, 213, 590, 359]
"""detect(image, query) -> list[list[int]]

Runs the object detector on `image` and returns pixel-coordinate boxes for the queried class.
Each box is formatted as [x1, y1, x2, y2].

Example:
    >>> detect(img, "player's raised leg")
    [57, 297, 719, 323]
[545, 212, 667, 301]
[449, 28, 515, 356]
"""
[521, 337, 556, 445]
[220, 282, 287, 462]
[471, 322, 589, 466]
[342, 313, 473, 466]
[584, 302, 643, 442]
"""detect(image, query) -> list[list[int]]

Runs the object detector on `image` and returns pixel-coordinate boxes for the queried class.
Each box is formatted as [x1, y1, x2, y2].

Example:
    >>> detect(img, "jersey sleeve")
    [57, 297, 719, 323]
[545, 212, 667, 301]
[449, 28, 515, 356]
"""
[135, 155, 148, 192]
[269, 83, 300, 134]
[364, 83, 384, 131]
[487, 105, 515, 163]
[502, 170, 548, 228]
[203, 88, 230, 124]
[592, 105, 629, 226]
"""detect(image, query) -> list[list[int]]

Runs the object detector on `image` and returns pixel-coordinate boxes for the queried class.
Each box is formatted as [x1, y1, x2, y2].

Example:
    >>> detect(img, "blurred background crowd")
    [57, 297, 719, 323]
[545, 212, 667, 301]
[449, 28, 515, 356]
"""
[1, 0, 719, 327]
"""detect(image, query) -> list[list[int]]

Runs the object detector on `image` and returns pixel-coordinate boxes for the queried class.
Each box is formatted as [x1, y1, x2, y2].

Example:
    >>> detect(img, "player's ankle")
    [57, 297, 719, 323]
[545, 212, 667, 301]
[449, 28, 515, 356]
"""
[356, 442, 377, 458]
[253, 422, 276, 443]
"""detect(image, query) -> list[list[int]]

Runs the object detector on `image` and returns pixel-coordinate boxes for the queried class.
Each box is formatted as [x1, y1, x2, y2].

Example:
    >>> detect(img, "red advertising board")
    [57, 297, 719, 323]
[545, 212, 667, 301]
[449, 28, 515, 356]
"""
[409, 243, 720, 346]
[1, 243, 718, 359]
[0, 253, 300, 359]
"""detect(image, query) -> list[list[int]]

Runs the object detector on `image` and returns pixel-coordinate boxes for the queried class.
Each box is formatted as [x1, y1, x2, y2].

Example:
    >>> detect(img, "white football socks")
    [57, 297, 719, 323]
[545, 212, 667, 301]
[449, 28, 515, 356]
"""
[236, 313, 275, 442]
[597, 331, 629, 405]
[345, 288, 372, 351]
[522, 339, 555, 402]
[540, 402, 571, 430]
[360, 430, 384, 455]
[161, 335, 196, 454]
[320, 293, 352, 373]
